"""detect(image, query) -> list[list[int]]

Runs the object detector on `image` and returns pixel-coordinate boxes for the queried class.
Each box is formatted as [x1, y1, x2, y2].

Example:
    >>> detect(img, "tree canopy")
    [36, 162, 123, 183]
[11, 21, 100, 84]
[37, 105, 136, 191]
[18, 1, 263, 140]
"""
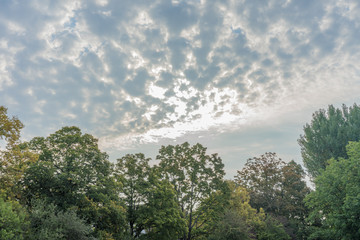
[23, 126, 127, 238]
[0, 106, 23, 148]
[115, 153, 186, 239]
[236, 153, 310, 239]
[0, 106, 37, 201]
[156, 142, 228, 240]
[298, 104, 360, 179]
[305, 141, 360, 240]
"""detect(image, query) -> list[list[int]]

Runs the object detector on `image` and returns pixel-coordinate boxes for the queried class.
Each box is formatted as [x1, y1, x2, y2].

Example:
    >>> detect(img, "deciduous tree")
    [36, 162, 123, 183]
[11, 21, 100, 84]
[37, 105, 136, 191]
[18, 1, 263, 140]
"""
[115, 153, 186, 239]
[208, 182, 265, 240]
[236, 153, 310, 239]
[236, 152, 285, 214]
[0, 106, 37, 201]
[156, 142, 228, 240]
[0, 197, 29, 240]
[28, 200, 95, 240]
[0, 106, 23, 148]
[305, 141, 360, 239]
[23, 126, 126, 238]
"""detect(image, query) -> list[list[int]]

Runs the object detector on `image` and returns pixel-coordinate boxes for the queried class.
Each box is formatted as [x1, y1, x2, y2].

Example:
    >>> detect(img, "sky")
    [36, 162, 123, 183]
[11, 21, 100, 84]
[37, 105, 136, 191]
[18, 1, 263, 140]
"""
[1, 0, 360, 178]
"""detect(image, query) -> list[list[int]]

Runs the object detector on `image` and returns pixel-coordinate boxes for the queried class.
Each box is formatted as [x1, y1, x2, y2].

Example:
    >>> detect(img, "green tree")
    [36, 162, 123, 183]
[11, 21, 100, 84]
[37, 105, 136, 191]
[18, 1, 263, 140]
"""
[236, 153, 310, 239]
[23, 126, 126, 239]
[208, 210, 252, 240]
[139, 174, 187, 240]
[305, 141, 360, 240]
[156, 142, 228, 240]
[0, 106, 23, 148]
[256, 215, 291, 240]
[28, 200, 95, 240]
[236, 152, 285, 214]
[208, 182, 265, 240]
[24, 127, 113, 208]
[0, 106, 38, 201]
[279, 160, 309, 221]
[115, 153, 152, 238]
[298, 104, 360, 179]
[209, 181, 291, 240]
[115, 153, 186, 239]
[0, 196, 29, 240]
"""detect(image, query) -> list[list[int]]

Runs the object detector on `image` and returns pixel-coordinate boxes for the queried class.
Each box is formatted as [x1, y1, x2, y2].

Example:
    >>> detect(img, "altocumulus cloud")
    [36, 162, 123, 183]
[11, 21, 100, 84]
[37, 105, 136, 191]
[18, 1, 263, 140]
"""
[1, 0, 360, 155]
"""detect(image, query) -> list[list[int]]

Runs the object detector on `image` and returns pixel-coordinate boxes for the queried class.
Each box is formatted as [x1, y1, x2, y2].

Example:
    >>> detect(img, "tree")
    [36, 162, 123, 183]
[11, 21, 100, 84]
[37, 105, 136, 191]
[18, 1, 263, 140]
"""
[0, 196, 29, 240]
[23, 127, 113, 208]
[279, 160, 310, 221]
[156, 142, 228, 240]
[208, 209, 252, 240]
[115, 153, 152, 238]
[208, 182, 265, 240]
[236, 153, 310, 239]
[298, 103, 360, 179]
[236, 152, 285, 214]
[209, 181, 291, 240]
[139, 174, 187, 240]
[0, 106, 23, 148]
[0, 106, 38, 201]
[28, 200, 95, 240]
[23, 126, 126, 238]
[115, 153, 186, 239]
[256, 216, 291, 240]
[305, 141, 360, 240]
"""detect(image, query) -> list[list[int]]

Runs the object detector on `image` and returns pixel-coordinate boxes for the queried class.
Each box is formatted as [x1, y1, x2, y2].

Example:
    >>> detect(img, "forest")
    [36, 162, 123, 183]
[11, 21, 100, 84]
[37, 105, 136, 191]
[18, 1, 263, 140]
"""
[1, 103, 360, 240]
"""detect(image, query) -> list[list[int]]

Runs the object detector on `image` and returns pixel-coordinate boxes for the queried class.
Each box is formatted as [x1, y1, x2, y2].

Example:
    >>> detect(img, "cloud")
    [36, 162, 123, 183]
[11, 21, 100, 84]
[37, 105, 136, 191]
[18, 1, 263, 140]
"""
[0, 0, 359, 159]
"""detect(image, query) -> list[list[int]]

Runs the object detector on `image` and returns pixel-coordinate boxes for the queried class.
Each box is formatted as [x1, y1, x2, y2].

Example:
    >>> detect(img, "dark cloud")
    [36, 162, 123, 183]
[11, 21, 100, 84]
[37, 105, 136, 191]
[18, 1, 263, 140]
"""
[167, 37, 188, 70]
[123, 68, 151, 97]
[151, 1, 198, 35]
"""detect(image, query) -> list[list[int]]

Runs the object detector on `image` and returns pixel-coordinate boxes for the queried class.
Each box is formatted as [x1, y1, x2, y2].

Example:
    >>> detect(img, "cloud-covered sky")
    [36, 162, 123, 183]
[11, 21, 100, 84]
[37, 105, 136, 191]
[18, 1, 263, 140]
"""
[1, 0, 360, 177]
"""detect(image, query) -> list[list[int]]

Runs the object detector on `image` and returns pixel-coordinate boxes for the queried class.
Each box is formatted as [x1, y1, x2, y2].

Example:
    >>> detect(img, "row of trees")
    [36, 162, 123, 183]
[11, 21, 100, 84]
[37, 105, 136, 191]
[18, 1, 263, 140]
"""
[1, 103, 360, 239]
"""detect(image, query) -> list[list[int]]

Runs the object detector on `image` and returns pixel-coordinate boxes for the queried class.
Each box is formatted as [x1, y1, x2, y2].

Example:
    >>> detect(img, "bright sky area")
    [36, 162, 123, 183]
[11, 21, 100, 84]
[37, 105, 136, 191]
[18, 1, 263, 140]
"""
[1, 0, 360, 177]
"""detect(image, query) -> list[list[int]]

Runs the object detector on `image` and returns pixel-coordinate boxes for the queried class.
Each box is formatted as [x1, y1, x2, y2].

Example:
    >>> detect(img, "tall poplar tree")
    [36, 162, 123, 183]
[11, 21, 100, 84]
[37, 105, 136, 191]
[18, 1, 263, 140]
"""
[298, 103, 360, 179]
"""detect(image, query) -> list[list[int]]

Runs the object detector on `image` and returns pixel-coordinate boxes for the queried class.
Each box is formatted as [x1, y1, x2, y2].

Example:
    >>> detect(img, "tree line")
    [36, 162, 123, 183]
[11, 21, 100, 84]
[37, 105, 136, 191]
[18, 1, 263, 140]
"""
[1, 103, 360, 239]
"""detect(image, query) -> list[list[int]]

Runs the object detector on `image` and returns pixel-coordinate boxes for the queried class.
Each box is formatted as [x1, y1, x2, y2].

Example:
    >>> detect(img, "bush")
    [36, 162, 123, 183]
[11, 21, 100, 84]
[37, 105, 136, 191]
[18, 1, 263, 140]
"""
[0, 197, 28, 240]
[28, 200, 96, 240]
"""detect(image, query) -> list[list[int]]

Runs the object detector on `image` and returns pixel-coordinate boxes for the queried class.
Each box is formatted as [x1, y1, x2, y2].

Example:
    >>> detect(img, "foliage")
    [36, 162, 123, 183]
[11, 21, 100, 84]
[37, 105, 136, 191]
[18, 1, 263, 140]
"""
[208, 209, 252, 240]
[236, 152, 285, 214]
[256, 215, 291, 240]
[236, 153, 310, 239]
[0, 106, 38, 201]
[139, 175, 187, 240]
[156, 142, 228, 240]
[0, 106, 23, 148]
[23, 126, 126, 238]
[0, 196, 29, 240]
[208, 182, 265, 240]
[279, 160, 310, 221]
[23, 126, 112, 207]
[115, 153, 152, 238]
[115, 153, 186, 239]
[28, 199, 96, 240]
[305, 141, 360, 240]
[298, 104, 360, 179]
[209, 181, 291, 240]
